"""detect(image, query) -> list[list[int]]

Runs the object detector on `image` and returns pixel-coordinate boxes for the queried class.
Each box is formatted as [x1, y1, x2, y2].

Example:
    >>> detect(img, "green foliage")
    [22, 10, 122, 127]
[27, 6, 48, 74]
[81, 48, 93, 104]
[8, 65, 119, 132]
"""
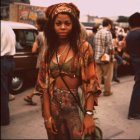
[117, 16, 129, 22]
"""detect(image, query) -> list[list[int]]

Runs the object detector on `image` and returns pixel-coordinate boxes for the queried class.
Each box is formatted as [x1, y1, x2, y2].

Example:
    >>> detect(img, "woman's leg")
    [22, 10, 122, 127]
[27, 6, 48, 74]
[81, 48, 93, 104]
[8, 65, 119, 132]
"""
[46, 89, 82, 140]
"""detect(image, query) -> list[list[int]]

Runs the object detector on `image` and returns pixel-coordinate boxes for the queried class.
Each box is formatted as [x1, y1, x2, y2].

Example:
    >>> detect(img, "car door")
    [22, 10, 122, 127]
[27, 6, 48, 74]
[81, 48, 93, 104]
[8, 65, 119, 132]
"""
[12, 29, 38, 93]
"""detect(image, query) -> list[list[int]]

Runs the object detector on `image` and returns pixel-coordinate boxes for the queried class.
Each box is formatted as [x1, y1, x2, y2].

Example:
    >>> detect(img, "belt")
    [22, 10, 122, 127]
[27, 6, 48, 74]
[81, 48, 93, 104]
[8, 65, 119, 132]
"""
[54, 87, 77, 94]
[0, 56, 14, 59]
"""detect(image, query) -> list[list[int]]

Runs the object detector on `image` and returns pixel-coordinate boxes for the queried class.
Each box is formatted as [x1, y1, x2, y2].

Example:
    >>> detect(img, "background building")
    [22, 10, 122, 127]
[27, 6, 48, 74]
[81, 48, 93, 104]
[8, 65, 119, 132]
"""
[1, 1, 46, 25]
[1, 0, 30, 20]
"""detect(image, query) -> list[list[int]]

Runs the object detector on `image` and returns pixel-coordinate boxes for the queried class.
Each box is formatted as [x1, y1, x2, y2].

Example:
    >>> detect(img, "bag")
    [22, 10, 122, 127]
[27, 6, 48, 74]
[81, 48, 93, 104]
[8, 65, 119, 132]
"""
[84, 126, 103, 140]
[81, 114, 103, 140]
[100, 53, 110, 63]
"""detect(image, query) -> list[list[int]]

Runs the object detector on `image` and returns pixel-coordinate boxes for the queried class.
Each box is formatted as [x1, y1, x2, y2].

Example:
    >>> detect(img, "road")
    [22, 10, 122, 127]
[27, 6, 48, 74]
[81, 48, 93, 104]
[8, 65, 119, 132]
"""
[1, 75, 140, 139]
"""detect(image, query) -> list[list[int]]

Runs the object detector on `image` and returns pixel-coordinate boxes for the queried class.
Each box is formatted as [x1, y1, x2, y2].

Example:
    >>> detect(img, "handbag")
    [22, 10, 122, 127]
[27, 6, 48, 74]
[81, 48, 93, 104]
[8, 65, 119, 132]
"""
[56, 53, 103, 140]
[100, 53, 110, 63]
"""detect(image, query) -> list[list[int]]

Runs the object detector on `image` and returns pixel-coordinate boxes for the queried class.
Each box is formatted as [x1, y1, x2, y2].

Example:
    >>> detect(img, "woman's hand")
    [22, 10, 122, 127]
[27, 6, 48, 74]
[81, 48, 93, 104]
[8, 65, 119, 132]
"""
[82, 115, 95, 136]
[44, 117, 58, 134]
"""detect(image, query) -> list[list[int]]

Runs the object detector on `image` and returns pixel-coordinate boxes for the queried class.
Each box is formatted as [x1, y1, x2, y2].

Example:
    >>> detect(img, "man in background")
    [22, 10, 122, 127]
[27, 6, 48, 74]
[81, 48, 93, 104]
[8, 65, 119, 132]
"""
[126, 12, 140, 120]
[94, 18, 114, 96]
[1, 21, 16, 125]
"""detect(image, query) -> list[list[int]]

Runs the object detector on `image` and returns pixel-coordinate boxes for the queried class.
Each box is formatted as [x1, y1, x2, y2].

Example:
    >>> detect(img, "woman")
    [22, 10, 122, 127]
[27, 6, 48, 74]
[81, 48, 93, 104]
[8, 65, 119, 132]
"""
[36, 3, 101, 139]
[24, 17, 47, 105]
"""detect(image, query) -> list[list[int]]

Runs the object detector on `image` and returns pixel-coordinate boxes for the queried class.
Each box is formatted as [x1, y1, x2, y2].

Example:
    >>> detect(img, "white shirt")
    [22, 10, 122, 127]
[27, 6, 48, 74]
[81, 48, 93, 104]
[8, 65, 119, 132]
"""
[1, 21, 16, 56]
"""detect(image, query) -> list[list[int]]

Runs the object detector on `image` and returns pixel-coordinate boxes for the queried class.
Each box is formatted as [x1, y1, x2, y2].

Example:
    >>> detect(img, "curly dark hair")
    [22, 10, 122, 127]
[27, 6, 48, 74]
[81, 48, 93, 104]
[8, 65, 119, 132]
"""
[44, 13, 81, 63]
[128, 12, 140, 28]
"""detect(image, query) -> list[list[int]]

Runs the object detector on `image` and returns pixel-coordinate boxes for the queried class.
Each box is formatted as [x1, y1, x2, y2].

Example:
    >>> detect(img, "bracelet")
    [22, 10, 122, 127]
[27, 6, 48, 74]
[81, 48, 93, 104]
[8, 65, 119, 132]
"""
[85, 110, 94, 115]
[44, 116, 52, 124]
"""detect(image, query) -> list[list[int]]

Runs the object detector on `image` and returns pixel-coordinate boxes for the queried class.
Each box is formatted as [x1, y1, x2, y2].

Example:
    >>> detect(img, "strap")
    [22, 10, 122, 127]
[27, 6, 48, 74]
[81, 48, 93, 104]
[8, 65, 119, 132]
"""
[56, 52, 85, 114]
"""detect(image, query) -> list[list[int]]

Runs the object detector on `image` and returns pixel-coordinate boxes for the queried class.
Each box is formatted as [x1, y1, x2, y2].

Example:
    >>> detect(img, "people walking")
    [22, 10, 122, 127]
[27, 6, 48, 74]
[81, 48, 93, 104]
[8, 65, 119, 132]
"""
[36, 3, 101, 139]
[126, 12, 140, 120]
[94, 18, 114, 96]
[24, 17, 47, 105]
[1, 21, 16, 126]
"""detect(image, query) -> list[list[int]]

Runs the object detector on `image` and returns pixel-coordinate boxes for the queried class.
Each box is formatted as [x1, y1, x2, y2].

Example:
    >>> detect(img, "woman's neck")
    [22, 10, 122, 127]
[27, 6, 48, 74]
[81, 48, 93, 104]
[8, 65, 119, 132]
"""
[59, 39, 69, 45]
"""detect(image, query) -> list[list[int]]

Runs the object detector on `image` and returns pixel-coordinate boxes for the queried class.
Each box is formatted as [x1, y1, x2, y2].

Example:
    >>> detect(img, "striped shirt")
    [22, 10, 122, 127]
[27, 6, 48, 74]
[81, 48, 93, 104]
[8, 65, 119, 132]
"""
[94, 27, 113, 63]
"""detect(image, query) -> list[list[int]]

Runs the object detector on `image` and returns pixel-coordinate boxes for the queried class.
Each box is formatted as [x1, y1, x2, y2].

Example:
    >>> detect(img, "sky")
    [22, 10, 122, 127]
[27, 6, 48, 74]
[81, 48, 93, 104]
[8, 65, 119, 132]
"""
[30, 0, 140, 17]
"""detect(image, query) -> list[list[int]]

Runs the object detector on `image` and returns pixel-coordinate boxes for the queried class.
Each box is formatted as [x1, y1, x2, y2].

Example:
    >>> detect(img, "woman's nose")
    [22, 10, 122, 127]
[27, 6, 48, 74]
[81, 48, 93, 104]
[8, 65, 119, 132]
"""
[61, 24, 65, 29]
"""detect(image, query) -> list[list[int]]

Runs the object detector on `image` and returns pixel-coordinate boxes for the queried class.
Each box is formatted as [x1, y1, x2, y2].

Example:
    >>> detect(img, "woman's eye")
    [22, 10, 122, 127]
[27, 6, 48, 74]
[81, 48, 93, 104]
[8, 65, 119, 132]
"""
[55, 22, 71, 26]
[65, 22, 71, 26]
[55, 22, 61, 26]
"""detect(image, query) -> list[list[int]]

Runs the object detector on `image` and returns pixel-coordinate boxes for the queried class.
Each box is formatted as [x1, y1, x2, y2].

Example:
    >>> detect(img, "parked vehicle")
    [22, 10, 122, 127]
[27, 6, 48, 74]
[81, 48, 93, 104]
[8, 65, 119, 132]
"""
[1, 20, 38, 94]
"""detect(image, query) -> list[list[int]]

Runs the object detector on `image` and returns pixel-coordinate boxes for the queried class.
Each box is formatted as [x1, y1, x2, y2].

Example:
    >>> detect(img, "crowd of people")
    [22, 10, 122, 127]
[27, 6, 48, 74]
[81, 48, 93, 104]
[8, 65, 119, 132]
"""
[85, 19, 131, 84]
[1, 2, 140, 139]
[85, 12, 140, 120]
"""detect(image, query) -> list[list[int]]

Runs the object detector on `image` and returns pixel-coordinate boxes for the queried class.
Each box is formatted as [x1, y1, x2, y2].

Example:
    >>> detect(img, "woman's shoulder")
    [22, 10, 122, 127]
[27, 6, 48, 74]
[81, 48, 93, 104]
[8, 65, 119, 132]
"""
[79, 40, 93, 53]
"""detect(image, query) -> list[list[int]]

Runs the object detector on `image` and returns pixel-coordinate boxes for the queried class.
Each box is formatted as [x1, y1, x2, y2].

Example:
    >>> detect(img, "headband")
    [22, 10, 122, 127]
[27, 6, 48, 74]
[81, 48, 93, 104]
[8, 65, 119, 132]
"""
[45, 3, 80, 20]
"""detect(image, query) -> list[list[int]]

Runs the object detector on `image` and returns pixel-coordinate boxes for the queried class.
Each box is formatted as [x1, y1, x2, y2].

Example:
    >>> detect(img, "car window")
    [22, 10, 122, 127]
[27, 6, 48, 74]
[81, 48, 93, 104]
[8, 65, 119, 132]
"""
[25, 31, 35, 44]
[14, 29, 38, 52]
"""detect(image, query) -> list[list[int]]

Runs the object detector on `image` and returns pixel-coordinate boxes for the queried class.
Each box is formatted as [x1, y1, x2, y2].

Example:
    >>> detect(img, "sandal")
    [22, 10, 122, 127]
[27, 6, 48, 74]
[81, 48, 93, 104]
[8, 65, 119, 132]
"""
[24, 96, 37, 105]
[34, 92, 42, 96]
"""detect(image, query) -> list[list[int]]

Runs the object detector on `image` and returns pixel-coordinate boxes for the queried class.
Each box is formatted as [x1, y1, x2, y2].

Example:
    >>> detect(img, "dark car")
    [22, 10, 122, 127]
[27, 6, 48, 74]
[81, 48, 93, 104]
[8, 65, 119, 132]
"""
[2, 20, 38, 94]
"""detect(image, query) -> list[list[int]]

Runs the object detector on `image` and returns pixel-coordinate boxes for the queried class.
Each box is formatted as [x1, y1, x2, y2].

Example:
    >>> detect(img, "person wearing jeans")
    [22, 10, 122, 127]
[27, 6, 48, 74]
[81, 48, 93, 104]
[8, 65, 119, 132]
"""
[1, 22, 16, 126]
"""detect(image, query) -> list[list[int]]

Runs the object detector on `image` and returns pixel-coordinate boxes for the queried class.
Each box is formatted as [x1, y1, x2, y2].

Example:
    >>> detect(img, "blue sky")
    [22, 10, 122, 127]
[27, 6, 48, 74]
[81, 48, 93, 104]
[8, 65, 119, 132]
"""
[30, 0, 140, 17]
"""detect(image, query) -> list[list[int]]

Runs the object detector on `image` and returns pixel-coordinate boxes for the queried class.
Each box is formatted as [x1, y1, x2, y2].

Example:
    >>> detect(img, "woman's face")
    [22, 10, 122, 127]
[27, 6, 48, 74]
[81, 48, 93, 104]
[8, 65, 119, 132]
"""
[54, 14, 73, 39]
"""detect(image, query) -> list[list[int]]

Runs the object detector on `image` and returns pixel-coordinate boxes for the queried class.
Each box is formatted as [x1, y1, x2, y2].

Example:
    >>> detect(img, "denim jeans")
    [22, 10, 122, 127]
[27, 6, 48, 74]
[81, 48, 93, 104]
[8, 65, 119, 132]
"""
[0, 57, 15, 125]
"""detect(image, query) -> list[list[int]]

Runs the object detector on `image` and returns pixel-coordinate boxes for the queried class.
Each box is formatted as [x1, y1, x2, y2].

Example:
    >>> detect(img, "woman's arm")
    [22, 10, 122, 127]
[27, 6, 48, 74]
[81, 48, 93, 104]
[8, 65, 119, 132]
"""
[83, 95, 95, 136]
[36, 59, 58, 134]
[43, 92, 51, 120]
[32, 41, 39, 53]
[32, 34, 42, 53]
[80, 41, 101, 136]
[43, 92, 58, 134]
[80, 41, 101, 104]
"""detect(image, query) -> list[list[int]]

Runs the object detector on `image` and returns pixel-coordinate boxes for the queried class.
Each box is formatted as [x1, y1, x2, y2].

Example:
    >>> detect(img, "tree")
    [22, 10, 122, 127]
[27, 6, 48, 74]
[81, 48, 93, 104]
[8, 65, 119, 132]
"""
[117, 16, 129, 22]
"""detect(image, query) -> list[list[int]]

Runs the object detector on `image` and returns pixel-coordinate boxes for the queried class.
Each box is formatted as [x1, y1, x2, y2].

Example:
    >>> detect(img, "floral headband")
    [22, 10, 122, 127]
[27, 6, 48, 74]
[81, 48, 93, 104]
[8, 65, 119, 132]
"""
[45, 3, 80, 20]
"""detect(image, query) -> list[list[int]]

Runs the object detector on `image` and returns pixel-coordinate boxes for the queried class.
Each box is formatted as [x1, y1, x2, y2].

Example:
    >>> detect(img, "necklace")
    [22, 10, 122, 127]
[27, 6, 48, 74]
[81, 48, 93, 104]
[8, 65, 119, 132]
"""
[56, 46, 71, 67]
[57, 44, 69, 62]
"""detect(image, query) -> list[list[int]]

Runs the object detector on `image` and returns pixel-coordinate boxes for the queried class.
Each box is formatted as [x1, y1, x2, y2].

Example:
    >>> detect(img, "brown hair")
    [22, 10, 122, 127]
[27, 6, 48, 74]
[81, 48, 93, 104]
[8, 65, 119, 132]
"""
[36, 17, 47, 31]
[102, 18, 113, 27]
